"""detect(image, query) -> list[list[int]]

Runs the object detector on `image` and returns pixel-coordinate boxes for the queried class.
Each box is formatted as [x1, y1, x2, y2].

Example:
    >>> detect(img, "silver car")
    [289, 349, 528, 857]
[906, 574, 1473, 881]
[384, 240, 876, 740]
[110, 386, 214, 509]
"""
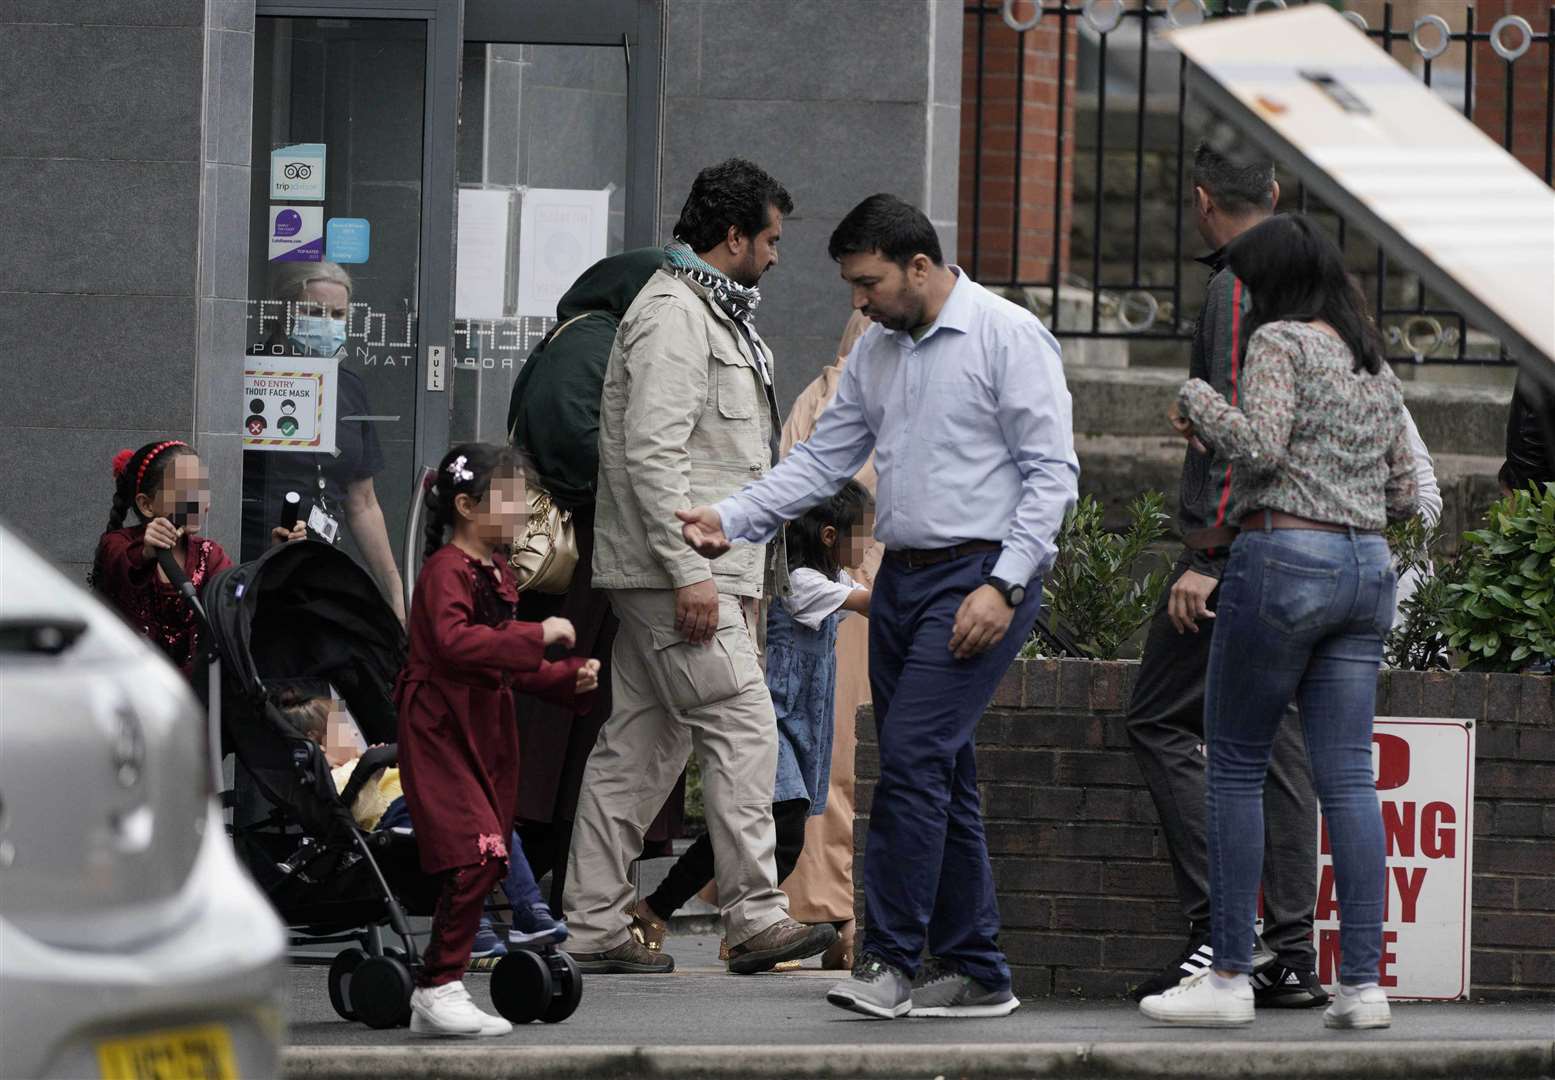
[0, 523, 284, 1079]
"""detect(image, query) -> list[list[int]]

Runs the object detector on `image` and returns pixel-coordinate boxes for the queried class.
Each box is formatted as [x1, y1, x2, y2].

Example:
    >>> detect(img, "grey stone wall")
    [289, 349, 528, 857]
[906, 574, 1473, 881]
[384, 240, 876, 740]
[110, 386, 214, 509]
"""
[660, 0, 963, 412]
[0, 0, 255, 573]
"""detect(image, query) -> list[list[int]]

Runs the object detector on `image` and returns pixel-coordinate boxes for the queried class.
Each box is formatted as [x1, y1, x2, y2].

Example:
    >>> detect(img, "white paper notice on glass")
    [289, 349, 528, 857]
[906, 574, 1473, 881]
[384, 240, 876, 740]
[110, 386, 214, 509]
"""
[516, 188, 610, 318]
[455, 188, 513, 320]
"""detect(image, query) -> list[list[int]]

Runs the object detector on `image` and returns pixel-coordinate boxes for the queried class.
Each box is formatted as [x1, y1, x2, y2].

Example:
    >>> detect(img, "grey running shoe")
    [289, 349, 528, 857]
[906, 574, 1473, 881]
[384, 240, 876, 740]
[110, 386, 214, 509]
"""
[908, 958, 1021, 1018]
[825, 954, 912, 1019]
[727, 918, 837, 974]
[570, 934, 675, 974]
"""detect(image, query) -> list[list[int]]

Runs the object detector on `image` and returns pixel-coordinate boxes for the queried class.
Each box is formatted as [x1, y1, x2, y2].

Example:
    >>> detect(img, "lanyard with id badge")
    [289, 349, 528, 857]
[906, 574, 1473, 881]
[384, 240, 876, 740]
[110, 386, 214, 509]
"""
[306, 459, 342, 544]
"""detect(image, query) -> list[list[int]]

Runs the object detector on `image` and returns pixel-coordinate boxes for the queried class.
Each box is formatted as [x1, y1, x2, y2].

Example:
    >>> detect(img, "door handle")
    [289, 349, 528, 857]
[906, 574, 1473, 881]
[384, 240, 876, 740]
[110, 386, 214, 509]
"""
[402, 465, 435, 610]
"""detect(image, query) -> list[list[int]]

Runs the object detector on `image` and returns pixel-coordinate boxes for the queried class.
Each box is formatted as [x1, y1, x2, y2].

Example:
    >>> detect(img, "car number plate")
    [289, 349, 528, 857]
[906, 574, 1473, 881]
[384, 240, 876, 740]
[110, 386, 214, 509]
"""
[96, 1024, 237, 1080]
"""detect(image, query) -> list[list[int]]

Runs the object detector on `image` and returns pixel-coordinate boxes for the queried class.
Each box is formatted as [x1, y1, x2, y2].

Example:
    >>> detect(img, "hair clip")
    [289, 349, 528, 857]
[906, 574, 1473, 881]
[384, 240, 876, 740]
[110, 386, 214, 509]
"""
[446, 455, 474, 484]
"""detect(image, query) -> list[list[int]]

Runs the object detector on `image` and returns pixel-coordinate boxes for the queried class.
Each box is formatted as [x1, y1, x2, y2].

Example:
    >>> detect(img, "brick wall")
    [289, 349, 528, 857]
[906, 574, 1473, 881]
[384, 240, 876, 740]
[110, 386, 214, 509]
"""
[1470, 0, 1553, 180]
[854, 658, 1555, 999]
[957, 0, 1077, 283]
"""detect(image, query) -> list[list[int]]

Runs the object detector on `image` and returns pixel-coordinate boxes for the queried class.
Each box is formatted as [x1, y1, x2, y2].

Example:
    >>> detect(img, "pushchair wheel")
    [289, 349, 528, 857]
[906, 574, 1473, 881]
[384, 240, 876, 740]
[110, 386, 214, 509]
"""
[541, 950, 583, 1024]
[327, 947, 367, 1022]
[490, 949, 553, 1024]
[352, 955, 413, 1029]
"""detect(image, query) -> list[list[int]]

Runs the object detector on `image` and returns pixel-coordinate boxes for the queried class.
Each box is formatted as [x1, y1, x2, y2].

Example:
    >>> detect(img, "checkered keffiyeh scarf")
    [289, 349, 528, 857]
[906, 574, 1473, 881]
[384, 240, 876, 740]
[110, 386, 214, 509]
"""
[664, 241, 762, 326]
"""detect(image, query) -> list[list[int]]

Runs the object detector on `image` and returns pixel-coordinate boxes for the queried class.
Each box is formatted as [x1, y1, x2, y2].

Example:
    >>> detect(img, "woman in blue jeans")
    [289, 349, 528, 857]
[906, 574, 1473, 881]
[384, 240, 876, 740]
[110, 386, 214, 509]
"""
[1141, 214, 1418, 1029]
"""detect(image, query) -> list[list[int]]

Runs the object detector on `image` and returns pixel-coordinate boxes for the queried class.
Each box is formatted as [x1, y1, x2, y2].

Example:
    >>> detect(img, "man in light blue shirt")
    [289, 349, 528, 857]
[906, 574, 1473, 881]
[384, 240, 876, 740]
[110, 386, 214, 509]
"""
[680, 194, 1078, 1019]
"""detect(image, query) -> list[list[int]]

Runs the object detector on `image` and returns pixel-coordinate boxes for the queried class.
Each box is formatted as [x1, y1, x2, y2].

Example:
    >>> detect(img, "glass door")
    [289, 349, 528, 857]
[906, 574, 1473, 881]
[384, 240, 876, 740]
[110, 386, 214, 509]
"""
[243, 1, 459, 619]
[448, 0, 660, 446]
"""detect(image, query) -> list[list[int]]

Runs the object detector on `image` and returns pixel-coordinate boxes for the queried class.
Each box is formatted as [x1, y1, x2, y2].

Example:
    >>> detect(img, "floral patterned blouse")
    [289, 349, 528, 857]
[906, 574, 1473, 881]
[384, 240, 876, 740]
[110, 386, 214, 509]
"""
[1178, 320, 1418, 531]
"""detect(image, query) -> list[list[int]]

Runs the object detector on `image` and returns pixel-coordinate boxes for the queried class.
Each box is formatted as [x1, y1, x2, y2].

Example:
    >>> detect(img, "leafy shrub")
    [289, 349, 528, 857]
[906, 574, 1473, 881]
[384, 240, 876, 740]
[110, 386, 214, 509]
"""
[1384, 517, 1457, 671]
[1024, 492, 1171, 661]
[1442, 482, 1555, 671]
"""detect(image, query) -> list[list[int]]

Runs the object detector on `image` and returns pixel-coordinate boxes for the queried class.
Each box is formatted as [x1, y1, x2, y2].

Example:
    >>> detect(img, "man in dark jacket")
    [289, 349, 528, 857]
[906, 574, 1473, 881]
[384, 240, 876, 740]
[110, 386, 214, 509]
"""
[1500, 371, 1554, 495]
[1125, 143, 1326, 1008]
[507, 247, 668, 506]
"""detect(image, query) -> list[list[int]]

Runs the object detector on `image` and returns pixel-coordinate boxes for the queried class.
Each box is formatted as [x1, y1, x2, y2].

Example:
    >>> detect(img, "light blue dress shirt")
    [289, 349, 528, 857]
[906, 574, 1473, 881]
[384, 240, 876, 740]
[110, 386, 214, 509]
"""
[715, 269, 1079, 587]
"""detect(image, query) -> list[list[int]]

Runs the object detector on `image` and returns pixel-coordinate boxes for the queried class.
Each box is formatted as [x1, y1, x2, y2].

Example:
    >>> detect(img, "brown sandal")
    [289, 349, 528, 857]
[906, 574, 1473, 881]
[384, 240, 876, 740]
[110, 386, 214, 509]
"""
[821, 919, 855, 971]
[628, 898, 667, 952]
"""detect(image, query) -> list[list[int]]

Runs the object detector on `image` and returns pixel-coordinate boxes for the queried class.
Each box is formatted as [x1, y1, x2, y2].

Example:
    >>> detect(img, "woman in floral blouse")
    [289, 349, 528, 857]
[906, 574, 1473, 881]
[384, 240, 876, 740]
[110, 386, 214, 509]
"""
[1139, 214, 1417, 1031]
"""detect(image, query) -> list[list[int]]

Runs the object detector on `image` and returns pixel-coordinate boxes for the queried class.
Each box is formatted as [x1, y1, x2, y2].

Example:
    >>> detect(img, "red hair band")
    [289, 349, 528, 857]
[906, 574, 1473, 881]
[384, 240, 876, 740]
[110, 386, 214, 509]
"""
[133, 440, 188, 493]
[111, 448, 135, 479]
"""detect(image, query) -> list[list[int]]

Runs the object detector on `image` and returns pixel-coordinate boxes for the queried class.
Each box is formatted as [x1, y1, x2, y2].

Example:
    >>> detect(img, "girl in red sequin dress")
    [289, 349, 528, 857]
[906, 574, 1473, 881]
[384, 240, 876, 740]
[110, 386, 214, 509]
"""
[91, 440, 303, 675]
[398, 444, 598, 1038]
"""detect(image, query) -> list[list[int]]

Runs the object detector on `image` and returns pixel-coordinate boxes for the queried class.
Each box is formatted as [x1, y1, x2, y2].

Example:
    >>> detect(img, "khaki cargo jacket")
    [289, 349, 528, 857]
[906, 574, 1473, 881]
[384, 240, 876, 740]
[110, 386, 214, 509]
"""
[592, 268, 787, 599]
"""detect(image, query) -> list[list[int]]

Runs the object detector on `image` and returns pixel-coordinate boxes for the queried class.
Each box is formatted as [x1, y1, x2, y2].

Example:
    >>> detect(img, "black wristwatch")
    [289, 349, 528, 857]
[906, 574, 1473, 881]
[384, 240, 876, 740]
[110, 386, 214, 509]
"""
[987, 575, 1026, 608]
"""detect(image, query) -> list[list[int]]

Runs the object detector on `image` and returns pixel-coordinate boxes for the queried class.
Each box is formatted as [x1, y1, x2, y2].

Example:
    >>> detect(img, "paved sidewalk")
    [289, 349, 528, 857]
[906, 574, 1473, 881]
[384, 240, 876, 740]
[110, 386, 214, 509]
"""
[284, 934, 1555, 1078]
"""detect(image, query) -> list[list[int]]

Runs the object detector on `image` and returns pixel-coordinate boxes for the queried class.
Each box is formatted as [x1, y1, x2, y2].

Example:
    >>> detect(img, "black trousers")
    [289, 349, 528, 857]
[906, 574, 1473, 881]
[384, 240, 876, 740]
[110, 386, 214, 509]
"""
[644, 798, 809, 921]
[1125, 554, 1318, 968]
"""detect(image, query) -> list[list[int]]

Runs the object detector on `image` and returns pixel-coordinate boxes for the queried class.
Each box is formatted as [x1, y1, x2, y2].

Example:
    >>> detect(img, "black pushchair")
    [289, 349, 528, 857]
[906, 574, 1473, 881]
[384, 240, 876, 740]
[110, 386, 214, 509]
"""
[179, 539, 581, 1028]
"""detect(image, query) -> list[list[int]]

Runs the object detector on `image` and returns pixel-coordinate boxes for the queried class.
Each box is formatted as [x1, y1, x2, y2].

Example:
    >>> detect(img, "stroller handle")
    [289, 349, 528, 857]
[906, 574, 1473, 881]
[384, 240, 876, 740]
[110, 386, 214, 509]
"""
[155, 546, 224, 796]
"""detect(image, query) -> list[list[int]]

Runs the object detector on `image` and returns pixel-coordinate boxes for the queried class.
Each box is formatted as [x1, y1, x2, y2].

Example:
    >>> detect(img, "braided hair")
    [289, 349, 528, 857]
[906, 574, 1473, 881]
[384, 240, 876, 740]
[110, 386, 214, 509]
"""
[91, 439, 195, 590]
[421, 443, 527, 562]
[105, 440, 195, 532]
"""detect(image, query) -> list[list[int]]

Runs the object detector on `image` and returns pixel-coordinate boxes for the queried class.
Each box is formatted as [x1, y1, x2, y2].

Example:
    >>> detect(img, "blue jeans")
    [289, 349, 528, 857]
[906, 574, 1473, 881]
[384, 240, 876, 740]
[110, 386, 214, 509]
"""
[378, 797, 544, 913]
[863, 549, 1042, 992]
[1205, 526, 1395, 985]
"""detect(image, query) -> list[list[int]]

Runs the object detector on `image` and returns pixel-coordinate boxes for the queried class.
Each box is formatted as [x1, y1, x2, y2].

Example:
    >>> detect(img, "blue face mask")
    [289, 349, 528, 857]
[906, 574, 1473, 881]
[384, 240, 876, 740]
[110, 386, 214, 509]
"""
[291, 315, 347, 357]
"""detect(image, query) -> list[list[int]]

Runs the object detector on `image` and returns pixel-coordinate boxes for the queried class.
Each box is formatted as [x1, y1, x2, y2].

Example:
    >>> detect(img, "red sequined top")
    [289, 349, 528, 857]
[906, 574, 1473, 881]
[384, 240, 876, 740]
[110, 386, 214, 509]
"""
[94, 525, 233, 675]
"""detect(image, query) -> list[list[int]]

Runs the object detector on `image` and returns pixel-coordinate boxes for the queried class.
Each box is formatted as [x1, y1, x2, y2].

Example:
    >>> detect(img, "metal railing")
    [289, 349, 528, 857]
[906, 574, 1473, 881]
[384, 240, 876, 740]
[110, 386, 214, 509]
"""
[963, 0, 1554, 364]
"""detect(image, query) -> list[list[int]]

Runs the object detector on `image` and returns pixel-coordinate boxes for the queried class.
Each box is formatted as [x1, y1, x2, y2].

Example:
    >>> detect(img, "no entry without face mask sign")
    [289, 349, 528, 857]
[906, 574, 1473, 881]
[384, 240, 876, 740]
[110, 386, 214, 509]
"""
[243, 355, 338, 454]
[1314, 716, 1475, 999]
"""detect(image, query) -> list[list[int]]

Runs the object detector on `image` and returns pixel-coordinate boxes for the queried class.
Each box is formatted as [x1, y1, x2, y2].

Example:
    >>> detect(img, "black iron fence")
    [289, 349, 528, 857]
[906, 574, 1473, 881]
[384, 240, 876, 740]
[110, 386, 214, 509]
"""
[964, 0, 1554, 364]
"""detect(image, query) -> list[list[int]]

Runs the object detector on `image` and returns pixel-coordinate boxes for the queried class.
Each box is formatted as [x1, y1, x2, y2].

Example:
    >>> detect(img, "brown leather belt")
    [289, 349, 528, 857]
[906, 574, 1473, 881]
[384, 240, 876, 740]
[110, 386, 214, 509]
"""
[1240, 509, 1378, 535]
[1183, 526, 1239, 551]
[886, 540, 1002, 569]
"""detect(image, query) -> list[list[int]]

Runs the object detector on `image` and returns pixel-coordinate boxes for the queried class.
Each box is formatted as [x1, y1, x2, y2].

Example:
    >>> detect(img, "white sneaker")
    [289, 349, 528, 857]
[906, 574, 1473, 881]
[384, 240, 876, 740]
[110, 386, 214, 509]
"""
[409, 981, 512, 1037]
[1139, 969, 1255, 1027]
[1324, 985, 1391, 1029]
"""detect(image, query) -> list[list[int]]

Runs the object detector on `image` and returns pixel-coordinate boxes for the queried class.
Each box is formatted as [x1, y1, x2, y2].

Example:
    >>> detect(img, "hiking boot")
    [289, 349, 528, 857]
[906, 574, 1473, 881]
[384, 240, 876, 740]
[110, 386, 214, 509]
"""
[718, 938, 800, 970]
[908, 958, 1021, 1018]
[571, 933, 675, 974]
[1139, 969, 1254, 1027]
[509, 903, 569, 949]
[1324, 985, 1391, 1029]
[726, 918, 837, 975]
[1129, 935, 1212, 1002]
[826, 954, 912, 1019]
[1252, 961, 1329, 1008]
[409, 980, 511, 1037]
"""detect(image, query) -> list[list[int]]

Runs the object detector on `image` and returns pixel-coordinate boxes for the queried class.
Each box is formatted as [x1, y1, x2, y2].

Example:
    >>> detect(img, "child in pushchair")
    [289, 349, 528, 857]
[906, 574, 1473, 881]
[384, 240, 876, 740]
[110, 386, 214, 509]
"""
[197, 537, 585, 1032]
[278, 690, 570, 955]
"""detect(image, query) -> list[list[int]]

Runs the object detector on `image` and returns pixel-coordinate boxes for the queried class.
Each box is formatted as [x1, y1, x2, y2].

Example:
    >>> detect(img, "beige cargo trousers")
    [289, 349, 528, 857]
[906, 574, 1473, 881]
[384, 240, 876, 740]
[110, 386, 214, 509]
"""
[563, 588, 790, 951]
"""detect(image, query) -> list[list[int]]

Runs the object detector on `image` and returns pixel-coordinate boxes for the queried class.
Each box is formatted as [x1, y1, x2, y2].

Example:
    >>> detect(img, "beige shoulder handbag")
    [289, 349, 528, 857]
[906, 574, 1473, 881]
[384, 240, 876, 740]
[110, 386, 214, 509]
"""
[509, 483, 578, 594]
[508, 311, 590, 594]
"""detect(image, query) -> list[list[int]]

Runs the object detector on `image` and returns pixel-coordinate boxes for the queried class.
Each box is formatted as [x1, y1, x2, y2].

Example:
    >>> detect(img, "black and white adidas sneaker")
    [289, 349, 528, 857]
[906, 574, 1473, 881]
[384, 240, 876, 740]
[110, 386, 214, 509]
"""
[1251, 962, 1330, 1008]
[1129, 937, 1213, 1002]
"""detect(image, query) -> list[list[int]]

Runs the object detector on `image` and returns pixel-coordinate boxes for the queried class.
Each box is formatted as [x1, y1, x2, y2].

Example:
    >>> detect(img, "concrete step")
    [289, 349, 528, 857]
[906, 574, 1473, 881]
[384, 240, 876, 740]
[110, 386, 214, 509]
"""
[1074, 434, 1503, 549]
[1065, 366, 1513, 459]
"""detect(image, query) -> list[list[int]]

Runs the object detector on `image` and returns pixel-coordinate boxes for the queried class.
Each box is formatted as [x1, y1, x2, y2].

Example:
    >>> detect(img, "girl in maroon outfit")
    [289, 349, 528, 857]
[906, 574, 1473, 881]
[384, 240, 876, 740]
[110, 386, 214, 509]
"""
[399, 444, 598, 1038]
[92, 440, 305, 676]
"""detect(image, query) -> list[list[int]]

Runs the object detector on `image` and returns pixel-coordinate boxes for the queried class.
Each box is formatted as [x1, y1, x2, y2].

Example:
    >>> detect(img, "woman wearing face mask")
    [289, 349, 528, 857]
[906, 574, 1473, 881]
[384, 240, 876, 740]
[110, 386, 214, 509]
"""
[243, 261, 407, 623]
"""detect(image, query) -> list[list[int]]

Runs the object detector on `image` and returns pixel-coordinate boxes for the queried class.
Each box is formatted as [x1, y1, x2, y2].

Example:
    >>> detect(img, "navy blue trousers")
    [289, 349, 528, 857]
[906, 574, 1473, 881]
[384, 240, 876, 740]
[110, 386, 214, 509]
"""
[863, 549, 1042, 991]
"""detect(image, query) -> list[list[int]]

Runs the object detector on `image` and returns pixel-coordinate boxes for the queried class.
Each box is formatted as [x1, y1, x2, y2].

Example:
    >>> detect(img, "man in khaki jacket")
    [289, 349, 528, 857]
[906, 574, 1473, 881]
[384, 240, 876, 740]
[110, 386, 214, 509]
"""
[564, 159, 837, 975]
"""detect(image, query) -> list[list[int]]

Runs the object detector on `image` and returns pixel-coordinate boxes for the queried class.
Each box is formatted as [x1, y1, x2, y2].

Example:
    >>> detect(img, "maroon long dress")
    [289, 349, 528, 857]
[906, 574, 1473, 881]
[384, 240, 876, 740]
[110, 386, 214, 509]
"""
[93, 525, 232, 675]
[396, 544, 587, 875]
